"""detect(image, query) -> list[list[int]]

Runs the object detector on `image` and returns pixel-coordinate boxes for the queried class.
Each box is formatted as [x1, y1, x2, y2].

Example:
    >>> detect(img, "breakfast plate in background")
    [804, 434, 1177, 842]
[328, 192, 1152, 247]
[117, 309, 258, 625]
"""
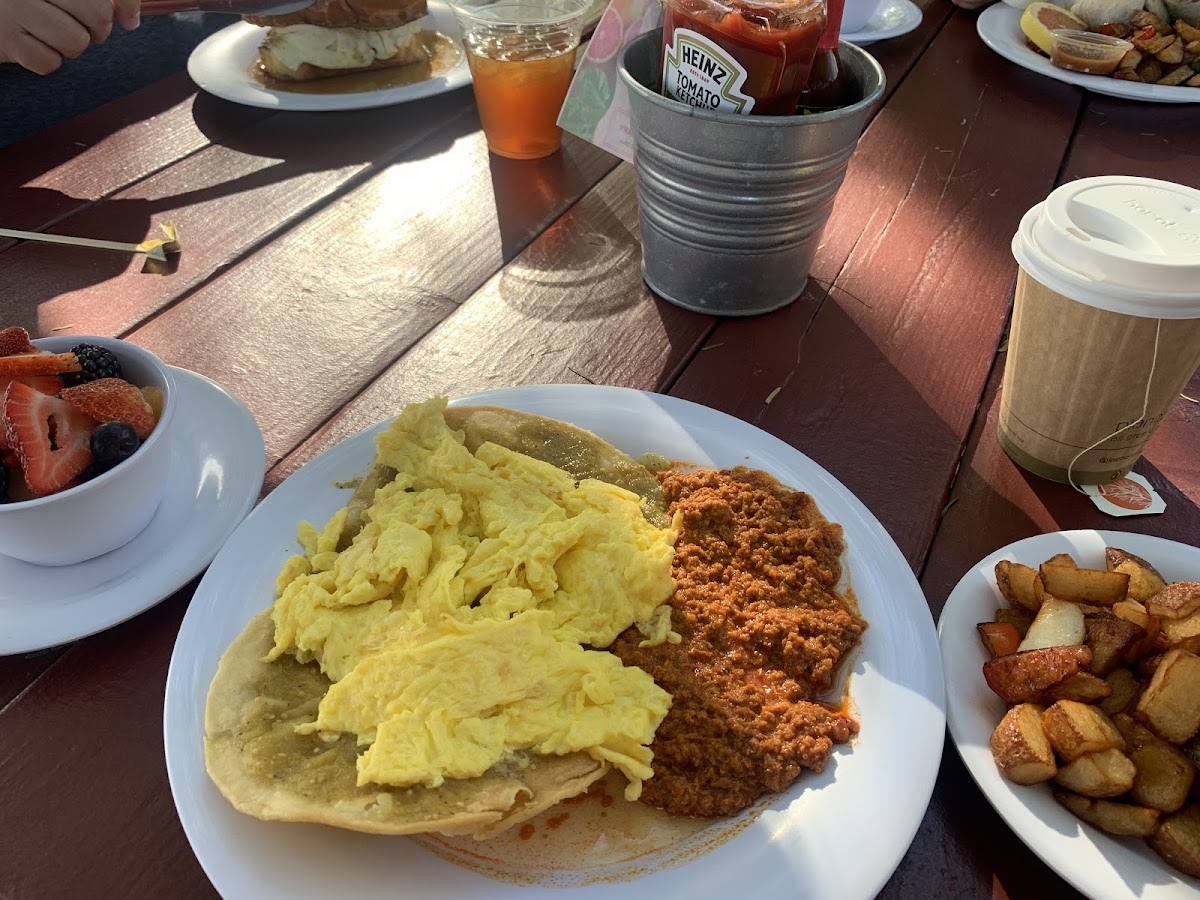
[939, 530, 1200, 900]
[164, 384, 945, 900]
[843, 0, 923, 46]
[187, 0, 471, 112]
[0, 369, 264, 655]
[977, 3, 1200, 103]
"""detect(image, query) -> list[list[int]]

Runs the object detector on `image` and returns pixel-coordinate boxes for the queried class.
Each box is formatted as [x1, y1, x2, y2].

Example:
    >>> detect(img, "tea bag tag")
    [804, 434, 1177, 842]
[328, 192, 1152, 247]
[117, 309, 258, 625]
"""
[1082, 473, 1166, 517]
[557, 0, 663, 163]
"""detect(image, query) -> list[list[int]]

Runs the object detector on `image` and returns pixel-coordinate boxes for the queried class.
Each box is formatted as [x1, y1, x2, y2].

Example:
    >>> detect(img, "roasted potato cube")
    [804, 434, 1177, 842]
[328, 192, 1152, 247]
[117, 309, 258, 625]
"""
[1137, 649, 1200, 743]
[1042, 700, 1125, 762]
[1188, 38, 1200, 54]
[1187, 73, 1200, 86]
[1131, 8, 1163, 29]
[1113, 69, 1144, 81]
[1146, 582, 1200, 620]
[1054, 790, 1160, 836]
[1148, 804, 1200, 878]
[1055, 748, 1137, 798]
[1086, 612, 1145, 676]
[1040, 564, 1129, 607]
[1162, 608, 1200, 649]
[996, 607, 1034, 636]
[1113, 713, 1195, 812]
[1099, 667, 1142, 716]
[1118, 47, 1143, 69]
[1136, 33, 1176, 54]
[1113, 599, 1152, 631]
[1106, 547, 1168, 602]
[1177, 19, 1200, 43]
[1042, 671, 1114, 704]
[1137, 57, 1166, 82]
[1019, 598, 1086, 652]
[1158, 64, 1194, 84]
[979, 622, 1022, 658]
[1044, 552, 1078, 568]
[983, 645, 1093, 705]
[996, 560, 1040, 612]
[992, 703, 1057, 785]
[1157, 36, 1185, 63]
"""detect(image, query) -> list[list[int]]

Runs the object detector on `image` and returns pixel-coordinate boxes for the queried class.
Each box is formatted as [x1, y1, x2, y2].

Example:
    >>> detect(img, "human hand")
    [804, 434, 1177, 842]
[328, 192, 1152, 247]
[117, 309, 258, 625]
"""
[0, 0, 141, 75]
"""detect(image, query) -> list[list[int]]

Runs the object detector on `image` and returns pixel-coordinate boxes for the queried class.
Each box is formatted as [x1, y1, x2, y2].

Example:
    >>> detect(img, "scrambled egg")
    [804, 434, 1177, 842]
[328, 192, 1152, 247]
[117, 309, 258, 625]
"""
[268, 398, 679, 799]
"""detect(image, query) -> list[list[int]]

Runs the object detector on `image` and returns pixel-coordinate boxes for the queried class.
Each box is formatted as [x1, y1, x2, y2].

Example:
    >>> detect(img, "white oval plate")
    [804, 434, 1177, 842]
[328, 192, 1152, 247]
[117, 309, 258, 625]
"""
[844, 0, 922, 46]
[0, 368, 265, 655]
[977, 3, 1200, 104]
[164, 384, 945, 900]
[187, 0, 470, 112]
[939, 529, 1200, 900]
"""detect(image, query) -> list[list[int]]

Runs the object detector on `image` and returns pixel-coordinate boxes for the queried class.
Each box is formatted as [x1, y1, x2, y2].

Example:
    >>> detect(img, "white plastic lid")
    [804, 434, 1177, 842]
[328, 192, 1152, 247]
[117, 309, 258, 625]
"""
[1011, 175, 1200, 319]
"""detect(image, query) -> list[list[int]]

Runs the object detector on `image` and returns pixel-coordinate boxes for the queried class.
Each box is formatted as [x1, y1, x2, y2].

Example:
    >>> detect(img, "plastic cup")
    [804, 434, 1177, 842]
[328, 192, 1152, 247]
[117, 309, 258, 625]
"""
[451, 0, 589, 159]
[1000, 176, 1200, 485]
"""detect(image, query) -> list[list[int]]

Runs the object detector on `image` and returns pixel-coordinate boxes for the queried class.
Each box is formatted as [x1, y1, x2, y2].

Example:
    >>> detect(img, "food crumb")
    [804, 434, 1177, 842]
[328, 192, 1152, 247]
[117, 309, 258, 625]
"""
[546, 813, 570, 830]
[518, 823, 535, 840]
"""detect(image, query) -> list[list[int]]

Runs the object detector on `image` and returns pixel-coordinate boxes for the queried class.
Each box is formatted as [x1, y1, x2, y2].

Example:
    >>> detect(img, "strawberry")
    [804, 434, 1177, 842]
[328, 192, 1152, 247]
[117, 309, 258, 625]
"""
[0, 351, 82, 377]
[0, 375, 66, 397]
[60, 378, 156, 440]
[0, 327, 37, 357]
[3, 382, 95, 496]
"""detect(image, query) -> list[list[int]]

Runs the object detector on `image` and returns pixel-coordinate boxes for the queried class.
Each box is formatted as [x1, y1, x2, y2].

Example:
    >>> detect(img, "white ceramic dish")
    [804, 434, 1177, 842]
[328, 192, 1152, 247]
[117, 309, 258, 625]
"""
[0, 368, 264, 655]
[939, 529, 1200, 900]
[187, 0, 471, 112]
[977, 3, 1200, 103]
[843, 0, 922, 46]
[164, 384, 945, 900]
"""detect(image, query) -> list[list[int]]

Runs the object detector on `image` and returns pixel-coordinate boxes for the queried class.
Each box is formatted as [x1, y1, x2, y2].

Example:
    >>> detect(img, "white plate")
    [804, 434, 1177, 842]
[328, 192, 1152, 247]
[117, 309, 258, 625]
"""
[843, 0, 922, 46]
[164, 384, 945, 900]
[939, 529, 1200, 900]
[977, 3, 1200, 104]
[0, 368, 264, 655]
[187, 1, 471, 112]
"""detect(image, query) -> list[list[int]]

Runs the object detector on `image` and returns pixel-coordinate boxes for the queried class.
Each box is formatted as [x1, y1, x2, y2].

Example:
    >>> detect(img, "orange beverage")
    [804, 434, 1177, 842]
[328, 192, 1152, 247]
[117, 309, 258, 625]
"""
[466, 46, 578, 159]
[452, 0, 588, 160]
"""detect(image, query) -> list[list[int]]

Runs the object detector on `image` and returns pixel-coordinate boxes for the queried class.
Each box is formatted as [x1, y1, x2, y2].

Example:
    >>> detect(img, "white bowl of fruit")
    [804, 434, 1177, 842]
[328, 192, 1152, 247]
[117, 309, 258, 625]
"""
[0, 328, 176, 566]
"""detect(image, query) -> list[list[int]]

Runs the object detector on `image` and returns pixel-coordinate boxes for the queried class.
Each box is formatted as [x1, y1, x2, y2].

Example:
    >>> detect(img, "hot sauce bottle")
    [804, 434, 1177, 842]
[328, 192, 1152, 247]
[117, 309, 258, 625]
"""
[796, 0, 850, 111]
[660, 0, 826, 116]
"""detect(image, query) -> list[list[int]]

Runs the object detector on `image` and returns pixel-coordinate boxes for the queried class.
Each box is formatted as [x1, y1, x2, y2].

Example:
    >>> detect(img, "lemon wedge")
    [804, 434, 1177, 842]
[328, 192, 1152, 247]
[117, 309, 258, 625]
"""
[1020, 1, 1090, 54]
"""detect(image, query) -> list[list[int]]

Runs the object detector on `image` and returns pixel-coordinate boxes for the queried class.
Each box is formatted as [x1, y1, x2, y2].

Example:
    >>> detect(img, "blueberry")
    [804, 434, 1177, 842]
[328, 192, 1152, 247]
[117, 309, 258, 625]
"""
[90, 421, 141, 472]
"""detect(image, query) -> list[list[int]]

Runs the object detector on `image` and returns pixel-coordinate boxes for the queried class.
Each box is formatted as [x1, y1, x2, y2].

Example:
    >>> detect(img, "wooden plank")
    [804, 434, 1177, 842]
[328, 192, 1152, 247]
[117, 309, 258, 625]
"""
[0, 74, 269, 237]
[0, 647, 69, 712]
[671, 9, 1081, 569]
[0, 94, 482, 339]
[1065, 97, 1200, 192]
[125, 130, 619, 468]
[265, 163, 712, 490]
[0, 593, 217, 900]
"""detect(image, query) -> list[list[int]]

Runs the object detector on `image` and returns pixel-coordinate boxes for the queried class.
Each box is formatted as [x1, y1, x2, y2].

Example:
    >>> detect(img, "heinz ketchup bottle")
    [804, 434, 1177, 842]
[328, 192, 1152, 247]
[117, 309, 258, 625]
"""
[796, 0, 850, 112]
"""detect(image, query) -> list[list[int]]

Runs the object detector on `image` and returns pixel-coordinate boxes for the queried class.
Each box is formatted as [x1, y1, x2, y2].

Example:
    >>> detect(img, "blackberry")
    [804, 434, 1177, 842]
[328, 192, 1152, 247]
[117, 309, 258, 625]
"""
[91, 421, 140, 471]
[66, 344, 122, 385]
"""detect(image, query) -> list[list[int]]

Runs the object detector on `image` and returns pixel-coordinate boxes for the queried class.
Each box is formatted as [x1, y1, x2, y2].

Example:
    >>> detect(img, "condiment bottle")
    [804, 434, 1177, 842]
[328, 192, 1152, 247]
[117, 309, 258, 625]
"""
[796, 0, 849, 112]
[660, 0, 827, 116]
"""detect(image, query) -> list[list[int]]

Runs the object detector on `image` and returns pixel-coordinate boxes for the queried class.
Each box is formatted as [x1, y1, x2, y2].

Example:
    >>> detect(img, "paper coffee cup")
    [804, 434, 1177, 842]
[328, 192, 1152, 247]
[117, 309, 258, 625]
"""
[1000, 176, 1200, 485]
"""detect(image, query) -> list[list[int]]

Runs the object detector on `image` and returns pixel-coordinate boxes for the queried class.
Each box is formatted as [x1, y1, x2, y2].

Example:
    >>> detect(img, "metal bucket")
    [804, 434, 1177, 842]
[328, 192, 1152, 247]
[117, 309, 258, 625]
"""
[619, 31, 885, 316]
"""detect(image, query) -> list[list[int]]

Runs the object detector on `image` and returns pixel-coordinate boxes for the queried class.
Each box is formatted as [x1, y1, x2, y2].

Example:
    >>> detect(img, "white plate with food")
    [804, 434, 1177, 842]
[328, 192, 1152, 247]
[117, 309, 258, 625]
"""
[939, 529, 1200, 900]
[187, 0, 470, 111]
[0, 368, 264, 655]
[843, 0, 923, 45]
[164, 384, 944, 900]
[977, 3, 1200, 103]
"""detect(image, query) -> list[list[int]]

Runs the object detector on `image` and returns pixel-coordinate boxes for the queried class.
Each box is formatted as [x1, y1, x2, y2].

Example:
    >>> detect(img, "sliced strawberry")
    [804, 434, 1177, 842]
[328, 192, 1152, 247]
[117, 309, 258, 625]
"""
[60, 378, 155, 440]
[0, 351, 82, 377]
[0, 375, 66, 397]
[3, 381, 95, 496]
[0, 327, 37, 357]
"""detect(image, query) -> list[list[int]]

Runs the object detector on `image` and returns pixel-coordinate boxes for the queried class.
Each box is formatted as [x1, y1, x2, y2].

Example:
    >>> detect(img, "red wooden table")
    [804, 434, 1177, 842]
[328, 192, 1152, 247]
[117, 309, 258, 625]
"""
[2, 2, 1199, 896]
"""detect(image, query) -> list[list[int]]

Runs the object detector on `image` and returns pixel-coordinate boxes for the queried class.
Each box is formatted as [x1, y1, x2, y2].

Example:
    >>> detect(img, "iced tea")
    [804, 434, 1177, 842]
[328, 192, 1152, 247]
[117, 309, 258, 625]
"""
[466, 45, 578, 159]
[452, 0, 587, 160]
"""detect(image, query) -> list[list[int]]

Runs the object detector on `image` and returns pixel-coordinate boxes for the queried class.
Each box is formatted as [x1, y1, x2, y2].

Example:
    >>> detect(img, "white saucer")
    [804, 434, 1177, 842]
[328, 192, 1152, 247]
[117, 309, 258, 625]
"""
[0, 368, 265, 655]
[843, 0, 922, 46]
